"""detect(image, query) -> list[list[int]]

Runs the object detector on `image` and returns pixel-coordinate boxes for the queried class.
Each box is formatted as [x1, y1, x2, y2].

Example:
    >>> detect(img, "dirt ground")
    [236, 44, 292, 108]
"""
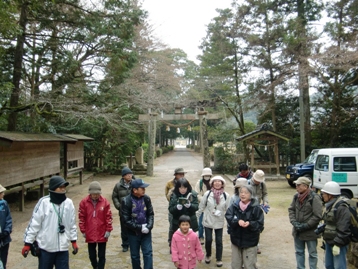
[4, 148, 356, 268]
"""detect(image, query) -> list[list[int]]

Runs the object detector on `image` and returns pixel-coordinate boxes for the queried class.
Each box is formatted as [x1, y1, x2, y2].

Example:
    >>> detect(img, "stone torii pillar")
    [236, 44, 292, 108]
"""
[139, 110, 219, 174]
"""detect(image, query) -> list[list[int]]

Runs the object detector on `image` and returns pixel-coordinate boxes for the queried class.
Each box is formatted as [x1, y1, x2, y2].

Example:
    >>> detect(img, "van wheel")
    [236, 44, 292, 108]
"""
[341, 191, 352, 199]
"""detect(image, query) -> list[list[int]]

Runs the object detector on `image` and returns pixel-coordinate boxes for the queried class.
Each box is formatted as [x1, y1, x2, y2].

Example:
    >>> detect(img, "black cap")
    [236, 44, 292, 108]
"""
[122, 167, 133, 176]
[49, 176, 69, 191]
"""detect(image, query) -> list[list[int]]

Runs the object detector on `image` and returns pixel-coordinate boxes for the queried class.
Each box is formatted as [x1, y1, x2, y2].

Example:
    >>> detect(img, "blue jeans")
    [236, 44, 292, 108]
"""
[325, 243, 348, 269]
[38, 249, 69, 269]
[198, 213, 204, 238]
[88, 242, 106, 269]
[204, 227, 223, 261]
[294, 236, 318, 269]
[128, 232, 153, 269]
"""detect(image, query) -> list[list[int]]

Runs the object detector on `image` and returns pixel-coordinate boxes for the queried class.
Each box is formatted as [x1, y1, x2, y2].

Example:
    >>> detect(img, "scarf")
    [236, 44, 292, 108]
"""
[49, 191, 67, 204]
[298, 188, 310, 205]
[239, 200, 251, 211]
[211, 187, 224, 205]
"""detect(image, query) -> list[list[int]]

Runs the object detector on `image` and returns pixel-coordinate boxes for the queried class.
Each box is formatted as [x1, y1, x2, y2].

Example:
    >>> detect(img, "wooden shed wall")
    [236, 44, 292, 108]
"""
[67, 141, 84, 169]
[0, 142, 60, 187]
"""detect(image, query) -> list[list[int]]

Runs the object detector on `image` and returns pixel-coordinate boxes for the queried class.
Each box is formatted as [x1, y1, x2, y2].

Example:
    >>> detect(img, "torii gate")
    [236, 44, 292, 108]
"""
[139, 108, 220, 176]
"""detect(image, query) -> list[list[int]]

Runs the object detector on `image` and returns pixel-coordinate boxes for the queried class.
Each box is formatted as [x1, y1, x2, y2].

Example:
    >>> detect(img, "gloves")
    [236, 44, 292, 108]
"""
[295, 223, 309, 232]
[71, 241, 79, 255]
[82, 233, 86, 238]
[333, 245, 340, 256]
[104, 231, 111, 238]
[141, 224, 149, 234]
[260, 204, 270, 214]
[22, 245, 31, 258]
[291, 221, 300, 227]
[184, 202, 191, 208]
[176, 204, 183, 210]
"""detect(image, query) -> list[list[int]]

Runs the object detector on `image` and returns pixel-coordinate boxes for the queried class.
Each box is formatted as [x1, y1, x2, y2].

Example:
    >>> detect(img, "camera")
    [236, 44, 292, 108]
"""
[314, 223, 326, 235]
[58, 224, 65, 234]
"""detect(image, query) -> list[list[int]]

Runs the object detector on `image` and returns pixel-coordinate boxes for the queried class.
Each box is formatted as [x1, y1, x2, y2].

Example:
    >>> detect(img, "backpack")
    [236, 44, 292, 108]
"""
[334, 199, 358, 242]
[205, 190, 227, 206]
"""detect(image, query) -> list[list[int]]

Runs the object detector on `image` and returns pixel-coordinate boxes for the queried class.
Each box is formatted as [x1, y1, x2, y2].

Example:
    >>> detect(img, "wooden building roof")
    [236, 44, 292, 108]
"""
[236, 123, 289, 142]
[0, 132, 93, 147]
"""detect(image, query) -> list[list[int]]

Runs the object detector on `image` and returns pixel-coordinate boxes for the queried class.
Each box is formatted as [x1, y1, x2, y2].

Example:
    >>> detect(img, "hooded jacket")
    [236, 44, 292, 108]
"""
[171, 228, 204, 269]
[79, 195, 113, 243]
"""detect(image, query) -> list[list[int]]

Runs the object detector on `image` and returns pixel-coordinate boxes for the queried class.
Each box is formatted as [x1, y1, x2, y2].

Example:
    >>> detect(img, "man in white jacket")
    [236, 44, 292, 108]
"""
[22, 176, 78, 269]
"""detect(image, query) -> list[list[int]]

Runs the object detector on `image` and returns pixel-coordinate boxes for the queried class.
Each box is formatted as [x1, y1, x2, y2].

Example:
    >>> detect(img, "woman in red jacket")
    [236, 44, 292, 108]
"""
[79, 181, 113, 269]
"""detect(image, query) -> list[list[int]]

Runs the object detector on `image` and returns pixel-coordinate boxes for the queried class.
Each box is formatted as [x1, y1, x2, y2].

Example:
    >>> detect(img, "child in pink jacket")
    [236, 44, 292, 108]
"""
[171, 215, 204, 269]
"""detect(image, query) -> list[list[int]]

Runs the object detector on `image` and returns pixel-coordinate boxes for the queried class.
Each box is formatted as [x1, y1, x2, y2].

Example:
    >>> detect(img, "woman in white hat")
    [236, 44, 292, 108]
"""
[249, 170, 268, 206]
[194, 167, 213, 244]
[196, 175, 230, 267]
[249, 169, 268, 254]
[0, 184, 12, 269]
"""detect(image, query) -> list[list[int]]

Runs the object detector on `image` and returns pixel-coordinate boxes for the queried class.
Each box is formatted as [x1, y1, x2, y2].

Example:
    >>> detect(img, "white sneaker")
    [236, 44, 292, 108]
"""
[205, 256, 211, 264]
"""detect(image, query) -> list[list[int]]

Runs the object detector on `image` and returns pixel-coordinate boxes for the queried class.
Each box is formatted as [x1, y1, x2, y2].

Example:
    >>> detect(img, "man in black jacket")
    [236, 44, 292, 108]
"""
[121, 179, 154, 269]
[112, 167, 133, 252]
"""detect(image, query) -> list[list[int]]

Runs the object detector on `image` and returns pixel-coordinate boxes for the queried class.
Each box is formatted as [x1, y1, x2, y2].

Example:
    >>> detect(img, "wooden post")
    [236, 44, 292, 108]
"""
[274, 140, 280, 176]
[20, 182, 25, 211]
[147, 113, 157, 176]
[199, 111, 210, 168]
[138, 111, 219, 172]
[39, 177, 45, 197]
[64, 142, 68, 180]
[251, 143, 255, 170]
[199, 115, 204, 154]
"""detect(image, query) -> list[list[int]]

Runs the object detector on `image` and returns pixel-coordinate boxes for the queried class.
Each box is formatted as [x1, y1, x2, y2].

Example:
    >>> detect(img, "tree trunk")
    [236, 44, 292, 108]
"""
[7, 2, 28, 131]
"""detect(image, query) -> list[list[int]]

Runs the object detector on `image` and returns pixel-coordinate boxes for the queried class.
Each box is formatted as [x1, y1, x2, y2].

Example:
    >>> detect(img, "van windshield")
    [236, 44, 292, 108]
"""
[304, 150, 318, 164]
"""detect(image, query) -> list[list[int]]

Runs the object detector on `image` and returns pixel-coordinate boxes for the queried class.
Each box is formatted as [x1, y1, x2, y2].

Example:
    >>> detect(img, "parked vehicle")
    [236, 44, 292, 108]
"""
[313, 148, 358, 199]
[285, 149, 319, 187]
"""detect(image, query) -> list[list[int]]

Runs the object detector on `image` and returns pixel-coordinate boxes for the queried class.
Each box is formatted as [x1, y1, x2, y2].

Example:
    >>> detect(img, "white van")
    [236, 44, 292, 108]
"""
[313, 148, 358, 199]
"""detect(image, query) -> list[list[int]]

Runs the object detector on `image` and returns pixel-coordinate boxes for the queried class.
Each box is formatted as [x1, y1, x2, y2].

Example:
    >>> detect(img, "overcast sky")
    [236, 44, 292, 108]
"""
[141, 0, 233, 63]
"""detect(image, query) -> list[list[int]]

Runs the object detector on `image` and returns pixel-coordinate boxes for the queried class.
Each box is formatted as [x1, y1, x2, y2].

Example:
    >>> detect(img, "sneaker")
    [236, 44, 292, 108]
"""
[200, 237, 204, 245]
[205, 256, 211, 264]
[257, 248, 261, 254]
[122, 246, 128, 252]
[216, 261, 223, 267]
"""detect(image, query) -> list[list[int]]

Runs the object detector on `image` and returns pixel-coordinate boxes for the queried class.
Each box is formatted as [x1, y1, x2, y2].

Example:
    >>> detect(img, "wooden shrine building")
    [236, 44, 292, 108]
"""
[0, 132, 93, 211]
[236, 123, 289, 175]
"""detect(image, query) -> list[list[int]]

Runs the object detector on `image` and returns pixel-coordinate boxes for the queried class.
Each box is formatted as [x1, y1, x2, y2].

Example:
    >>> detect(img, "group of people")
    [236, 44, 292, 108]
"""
[19, 169, 153, 269]
[0, 163, 352, 269]
[165, 166, 267, 269]
[289, 177, 352, 269]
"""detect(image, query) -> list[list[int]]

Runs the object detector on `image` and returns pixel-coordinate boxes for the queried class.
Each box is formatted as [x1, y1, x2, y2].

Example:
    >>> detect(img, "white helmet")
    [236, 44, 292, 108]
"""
[201, 167, 212, 177]
[321, 181, 341, 195]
